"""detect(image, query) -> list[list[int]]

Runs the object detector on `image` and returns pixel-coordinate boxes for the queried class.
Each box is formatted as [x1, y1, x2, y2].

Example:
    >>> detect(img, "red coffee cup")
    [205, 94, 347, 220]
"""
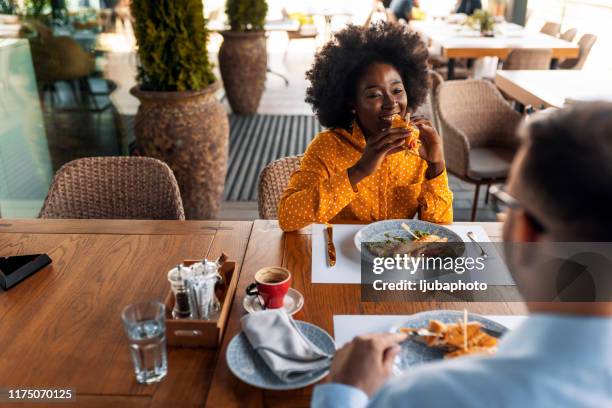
[245, 267, 291, 309]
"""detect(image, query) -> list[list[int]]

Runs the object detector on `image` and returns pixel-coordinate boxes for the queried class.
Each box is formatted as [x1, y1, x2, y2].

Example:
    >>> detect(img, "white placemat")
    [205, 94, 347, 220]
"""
[311, 223, 362, 284]
[333, 314, 527, 347]
[311, 223, 513, 285]
[437, 225, 514, 286]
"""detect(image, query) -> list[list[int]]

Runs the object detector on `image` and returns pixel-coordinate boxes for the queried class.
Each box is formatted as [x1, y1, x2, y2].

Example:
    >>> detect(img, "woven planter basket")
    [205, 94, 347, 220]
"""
[131, 81, 229, 219]
[219, 30, 267, 114]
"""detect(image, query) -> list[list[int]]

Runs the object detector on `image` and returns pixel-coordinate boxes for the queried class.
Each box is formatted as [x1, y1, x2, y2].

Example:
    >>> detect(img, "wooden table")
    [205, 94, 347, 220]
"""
[411, 20, 579, 79]
[205, 220, 526, 407]
[495, 69, 612, 109]
[307, 7, 353, 42]
[0, 219, 526, 407]
[0, 219, 253, 408]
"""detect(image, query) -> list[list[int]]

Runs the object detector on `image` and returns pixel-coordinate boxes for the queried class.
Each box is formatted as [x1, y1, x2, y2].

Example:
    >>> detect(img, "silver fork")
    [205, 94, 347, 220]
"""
[467, 231, 488, 259]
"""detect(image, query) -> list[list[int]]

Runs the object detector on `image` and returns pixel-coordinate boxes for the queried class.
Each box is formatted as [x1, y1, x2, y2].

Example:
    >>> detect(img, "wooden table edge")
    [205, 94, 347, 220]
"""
[0, 218, 249, 235]
[441, 46, 578, 60]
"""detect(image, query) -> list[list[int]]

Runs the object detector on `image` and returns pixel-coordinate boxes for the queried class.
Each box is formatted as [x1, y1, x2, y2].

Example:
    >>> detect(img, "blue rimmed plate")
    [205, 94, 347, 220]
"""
[354, 219, 465, 260]
[391, 310, 509, 373]
[226, 321, 335, 390]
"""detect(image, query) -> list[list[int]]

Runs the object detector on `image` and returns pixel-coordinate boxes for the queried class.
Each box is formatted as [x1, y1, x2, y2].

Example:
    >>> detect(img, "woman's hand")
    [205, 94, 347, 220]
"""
[412, 116, 445, 179]
[348, 127, 410, 187]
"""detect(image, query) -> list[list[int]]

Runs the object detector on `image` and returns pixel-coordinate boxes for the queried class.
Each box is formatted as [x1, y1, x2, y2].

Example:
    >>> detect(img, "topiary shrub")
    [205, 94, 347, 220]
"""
[225, 0, 268, 32]
[131, 0, 215, 92]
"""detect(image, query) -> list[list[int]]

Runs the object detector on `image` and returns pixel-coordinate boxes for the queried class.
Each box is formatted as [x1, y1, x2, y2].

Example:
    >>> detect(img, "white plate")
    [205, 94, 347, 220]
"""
[243, 288, 304, 315]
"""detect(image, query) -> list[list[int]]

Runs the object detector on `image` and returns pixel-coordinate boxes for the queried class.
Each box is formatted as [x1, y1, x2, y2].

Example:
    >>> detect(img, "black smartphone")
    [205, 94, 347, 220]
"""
[0, 254, 52, 290]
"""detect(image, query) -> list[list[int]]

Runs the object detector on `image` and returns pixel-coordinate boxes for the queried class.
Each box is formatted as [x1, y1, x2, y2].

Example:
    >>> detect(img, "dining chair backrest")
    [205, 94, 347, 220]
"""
[540, 21, 561, 37]
[29, 34, 95, 85]
[559, 34, 597, 70]
[428, 69, 444, 131]
[436, 80, 522, 177]
[437, 80, 521, 147]
[40, 156, 185, 220]
[502, 49, 553, 70]
[258, 155, 302, 219]
[560, 28, 578, 42]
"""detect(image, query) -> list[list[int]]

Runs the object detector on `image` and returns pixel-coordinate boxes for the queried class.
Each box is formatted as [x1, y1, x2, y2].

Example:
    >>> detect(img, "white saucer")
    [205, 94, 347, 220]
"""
[243, 288, 304, 315]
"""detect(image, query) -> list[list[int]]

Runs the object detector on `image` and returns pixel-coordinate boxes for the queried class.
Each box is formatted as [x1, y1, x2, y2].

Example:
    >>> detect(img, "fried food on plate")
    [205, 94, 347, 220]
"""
[400, 319, 498, 359]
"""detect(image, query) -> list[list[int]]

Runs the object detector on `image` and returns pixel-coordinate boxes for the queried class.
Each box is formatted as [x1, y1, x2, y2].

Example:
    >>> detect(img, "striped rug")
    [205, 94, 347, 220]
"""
[125, 114, 321, 201]
[224, 114, 322, 201]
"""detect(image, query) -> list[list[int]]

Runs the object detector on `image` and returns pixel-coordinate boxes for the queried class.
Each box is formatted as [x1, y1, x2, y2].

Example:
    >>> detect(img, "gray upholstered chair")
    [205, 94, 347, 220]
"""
[40, 157, 185, 220]
[258, 155, 303, 219]
[502, 49, 553, 70]
[560, 28, 578, 42]
[559, 34, 597, 70]
[540, 22, 561, 37]
[434, 80, 523, 220]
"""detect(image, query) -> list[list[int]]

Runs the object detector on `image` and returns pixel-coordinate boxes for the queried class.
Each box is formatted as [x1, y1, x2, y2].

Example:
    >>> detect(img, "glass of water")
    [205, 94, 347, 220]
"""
[121, 300, 168, 384]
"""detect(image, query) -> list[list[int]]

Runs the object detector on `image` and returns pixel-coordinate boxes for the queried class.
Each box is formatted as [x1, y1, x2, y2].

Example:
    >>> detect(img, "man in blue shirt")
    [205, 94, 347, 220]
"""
[312, 103, 612, 407]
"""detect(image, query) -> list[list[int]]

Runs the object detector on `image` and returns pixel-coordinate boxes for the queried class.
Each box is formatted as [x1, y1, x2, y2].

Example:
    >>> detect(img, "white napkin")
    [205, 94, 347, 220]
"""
[240, 310, 333, 383]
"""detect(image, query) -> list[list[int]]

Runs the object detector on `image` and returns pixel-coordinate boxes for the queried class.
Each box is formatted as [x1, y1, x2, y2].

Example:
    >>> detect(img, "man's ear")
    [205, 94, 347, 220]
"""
[513, 209, 542, 243]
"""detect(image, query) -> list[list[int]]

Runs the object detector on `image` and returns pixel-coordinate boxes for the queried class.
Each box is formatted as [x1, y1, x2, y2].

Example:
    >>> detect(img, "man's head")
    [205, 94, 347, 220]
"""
[503, 102, 612, 243]
[502, 102, 612, 315]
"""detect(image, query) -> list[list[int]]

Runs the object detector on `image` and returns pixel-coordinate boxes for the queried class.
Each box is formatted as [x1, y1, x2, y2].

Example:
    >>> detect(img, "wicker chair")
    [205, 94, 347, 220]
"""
[26, 22, 96, 106]
[258, 155, 302, 219]
[428, 70, 444, 131]
[540, 22, 561, 37]
[434, 63, 471, 80]
[40, 157, 185, 220]
[559, 34, 597, 70]
[560, 28, 578, 42]
[435, 80, 523, 221]
[502, 49, 553, 70]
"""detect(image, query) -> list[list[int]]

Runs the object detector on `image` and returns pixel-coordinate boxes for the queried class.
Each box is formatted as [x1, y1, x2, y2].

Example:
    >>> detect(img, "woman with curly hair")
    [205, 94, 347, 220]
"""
[278, 22, 453, 231]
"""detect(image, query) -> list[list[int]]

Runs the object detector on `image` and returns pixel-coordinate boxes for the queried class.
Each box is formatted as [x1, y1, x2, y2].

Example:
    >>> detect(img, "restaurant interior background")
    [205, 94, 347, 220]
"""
[0, 0, 611, 221]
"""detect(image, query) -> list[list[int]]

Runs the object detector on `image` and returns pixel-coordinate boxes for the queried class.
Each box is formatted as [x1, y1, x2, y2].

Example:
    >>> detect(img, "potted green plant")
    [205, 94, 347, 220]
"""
[467, 9, 496, 37]
[219, 0, 268, 114]
[130, 0, 229, 219]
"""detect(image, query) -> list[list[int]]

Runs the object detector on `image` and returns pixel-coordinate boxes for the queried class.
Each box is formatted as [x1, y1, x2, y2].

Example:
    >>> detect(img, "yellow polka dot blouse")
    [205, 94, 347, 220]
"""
[278, 124, 454, 231]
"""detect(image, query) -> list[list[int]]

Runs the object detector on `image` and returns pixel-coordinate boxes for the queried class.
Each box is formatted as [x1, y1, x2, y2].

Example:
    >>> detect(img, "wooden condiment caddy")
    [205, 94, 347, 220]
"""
[164, 259, 238, 348]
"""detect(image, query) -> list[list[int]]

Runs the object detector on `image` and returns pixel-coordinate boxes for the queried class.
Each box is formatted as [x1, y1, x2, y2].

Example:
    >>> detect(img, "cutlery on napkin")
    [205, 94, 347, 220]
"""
[240, 310, 333, 383]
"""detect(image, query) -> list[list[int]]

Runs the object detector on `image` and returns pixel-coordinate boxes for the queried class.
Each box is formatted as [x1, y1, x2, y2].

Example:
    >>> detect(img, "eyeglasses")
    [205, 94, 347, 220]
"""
[490, 185, 546, 233]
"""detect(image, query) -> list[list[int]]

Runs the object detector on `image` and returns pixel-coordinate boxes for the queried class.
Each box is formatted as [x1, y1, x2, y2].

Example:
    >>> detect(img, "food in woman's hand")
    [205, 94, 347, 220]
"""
[400, 319, 498, 359]
[391, 114, 421, 153]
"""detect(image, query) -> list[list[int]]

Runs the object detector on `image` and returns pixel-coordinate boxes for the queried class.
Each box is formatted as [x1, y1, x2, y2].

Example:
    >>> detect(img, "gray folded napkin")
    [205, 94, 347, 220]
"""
[240, 309, 333, 383]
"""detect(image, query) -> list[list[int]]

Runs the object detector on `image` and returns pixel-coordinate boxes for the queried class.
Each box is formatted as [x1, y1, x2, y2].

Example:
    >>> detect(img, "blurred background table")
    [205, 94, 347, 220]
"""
[307, 7, 353, 41]
[495, 69, 612, 108]
[411, 19, 579, 79]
